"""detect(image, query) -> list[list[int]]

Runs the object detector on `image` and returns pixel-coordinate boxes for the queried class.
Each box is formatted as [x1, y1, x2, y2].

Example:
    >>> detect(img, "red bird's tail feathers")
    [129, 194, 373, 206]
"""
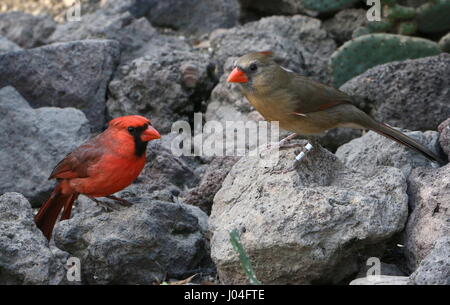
[34, 183, 78, 240]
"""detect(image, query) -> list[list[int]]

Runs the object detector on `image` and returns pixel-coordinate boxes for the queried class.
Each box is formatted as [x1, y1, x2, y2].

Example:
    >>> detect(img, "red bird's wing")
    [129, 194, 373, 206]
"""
[49, 137, 104, 180]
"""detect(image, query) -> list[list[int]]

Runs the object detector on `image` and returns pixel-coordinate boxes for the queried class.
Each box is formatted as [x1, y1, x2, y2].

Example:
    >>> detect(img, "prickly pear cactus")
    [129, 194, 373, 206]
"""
[302, 0, 360, 13]
[384, 3, 416, 20]
[330, 33, 442, 87]
[416, 0, 450, 33]
[357, 1, 450, 35]
[397, 21, 418, 35]
[382, 0, 398, 6]
[355, 2, 419, 36]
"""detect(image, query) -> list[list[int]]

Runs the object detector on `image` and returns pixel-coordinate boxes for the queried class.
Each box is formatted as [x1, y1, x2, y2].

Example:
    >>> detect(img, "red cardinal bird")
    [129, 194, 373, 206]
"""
[35, 115, 161, 240]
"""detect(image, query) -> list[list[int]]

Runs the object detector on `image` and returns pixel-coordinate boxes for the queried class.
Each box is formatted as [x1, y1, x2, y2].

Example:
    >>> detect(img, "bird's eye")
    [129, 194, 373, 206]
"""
[128, 127, 135, 133]
[249, 63, 258, 72]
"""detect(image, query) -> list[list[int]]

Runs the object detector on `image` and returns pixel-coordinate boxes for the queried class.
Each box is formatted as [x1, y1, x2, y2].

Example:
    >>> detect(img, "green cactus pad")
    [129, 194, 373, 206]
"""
[367, 20, 395, 32]
[417, 0, 450, 33]
[302, 0, 360, 13]
[383, 0, 398, 6]
[397, 21, 418, 35]
[385, 4, 417, 20]
[330, 33, 442, 87]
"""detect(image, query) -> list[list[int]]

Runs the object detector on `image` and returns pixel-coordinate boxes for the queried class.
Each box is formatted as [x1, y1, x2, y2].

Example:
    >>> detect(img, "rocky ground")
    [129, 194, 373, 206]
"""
[0, 0, 449, 285]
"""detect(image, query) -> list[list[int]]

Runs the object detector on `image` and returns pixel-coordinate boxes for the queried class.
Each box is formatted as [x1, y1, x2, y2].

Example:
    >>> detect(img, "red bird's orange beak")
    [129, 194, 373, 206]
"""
[141, 125, 161, 142]
[227, 67, 248, 83]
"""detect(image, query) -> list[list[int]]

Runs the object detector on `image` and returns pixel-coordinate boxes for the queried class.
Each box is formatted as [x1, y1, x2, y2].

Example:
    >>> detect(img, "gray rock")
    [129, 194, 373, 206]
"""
[184, 156, 240, 214]
[144, 0, 240, 36]
[0, 0, 102, 23]
[336, 129, 442, 177]
[0, 39, 120, 131]
[48, 0, 235, 58]
[323, 9, 368, 44]
[101, 0, 146, 16]
[0, 87, 90, 206]
[403, 164, 450, 271]
[47, 10, 133, 43]
[100, 0, 240, 35]
[0, 192, 67, 284]
[356, 262, 406, 279]
[107, 43, 217, 133]
[409, 236, 450, 285]
[210, 140, 408, 284]
[438, 118, 450, 159]
[350, 275, 409, 285]
[0, 35, 21, 54]
[439, 32, 450, 53]
[47, 10, 158, 64]
[0, 11, 56, 48]
[110, 17, 166, 63]
[209, 15, 336, 84]
[54, 200, 210, 284]
[340, 54, 450, 131]
[317, 128, 363, 153]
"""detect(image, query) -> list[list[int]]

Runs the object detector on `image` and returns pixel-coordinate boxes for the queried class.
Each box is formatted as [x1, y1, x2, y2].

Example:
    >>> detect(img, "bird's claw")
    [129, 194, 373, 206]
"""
[106, 195, 133, 207]
[88, 196, 119, 212]
[95, 200, 116, 212]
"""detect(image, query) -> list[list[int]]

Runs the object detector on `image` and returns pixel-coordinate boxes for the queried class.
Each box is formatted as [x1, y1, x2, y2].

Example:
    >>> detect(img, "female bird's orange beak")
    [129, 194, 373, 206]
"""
[141, 125, 161, 142]
[227, 68, 248, 83]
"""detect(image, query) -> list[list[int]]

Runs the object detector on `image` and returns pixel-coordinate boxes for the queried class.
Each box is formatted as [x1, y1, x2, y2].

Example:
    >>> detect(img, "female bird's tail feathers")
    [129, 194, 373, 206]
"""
[346, 107, 446, 165]
[368, 121, 446, 165]
[34, 183, 78, 241]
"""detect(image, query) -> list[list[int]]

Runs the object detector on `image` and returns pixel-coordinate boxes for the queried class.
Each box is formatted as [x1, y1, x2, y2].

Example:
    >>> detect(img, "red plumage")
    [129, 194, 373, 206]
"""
[35, 115, 161, 240]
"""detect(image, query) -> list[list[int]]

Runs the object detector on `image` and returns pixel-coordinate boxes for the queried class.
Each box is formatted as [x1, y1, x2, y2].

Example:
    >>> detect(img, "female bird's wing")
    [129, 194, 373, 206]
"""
[289, 74, 353, 115]
[48, 136, 104, 180]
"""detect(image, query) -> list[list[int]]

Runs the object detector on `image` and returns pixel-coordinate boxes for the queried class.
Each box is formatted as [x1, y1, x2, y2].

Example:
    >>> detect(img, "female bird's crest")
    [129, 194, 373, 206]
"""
[259, 51, 273, 57]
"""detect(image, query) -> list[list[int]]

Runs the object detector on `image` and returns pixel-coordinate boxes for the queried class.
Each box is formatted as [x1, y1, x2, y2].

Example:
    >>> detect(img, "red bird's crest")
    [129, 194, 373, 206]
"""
[109, 115, 150, 129]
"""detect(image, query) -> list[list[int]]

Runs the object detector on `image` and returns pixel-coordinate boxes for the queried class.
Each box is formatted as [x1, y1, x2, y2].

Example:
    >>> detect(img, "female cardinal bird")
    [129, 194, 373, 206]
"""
[227, 51, 445, 165]
[35, 115, 161, 240]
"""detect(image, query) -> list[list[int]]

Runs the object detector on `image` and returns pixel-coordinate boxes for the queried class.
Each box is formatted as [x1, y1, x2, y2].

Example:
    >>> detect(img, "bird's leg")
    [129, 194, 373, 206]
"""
[87, 196, 116, 212]
[293, 136, 318, 163]
[105, 195, 133, 207]
[259, 133, 300, 157]
[277, 133, 301, 149]
[275, 136, 318, 173]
